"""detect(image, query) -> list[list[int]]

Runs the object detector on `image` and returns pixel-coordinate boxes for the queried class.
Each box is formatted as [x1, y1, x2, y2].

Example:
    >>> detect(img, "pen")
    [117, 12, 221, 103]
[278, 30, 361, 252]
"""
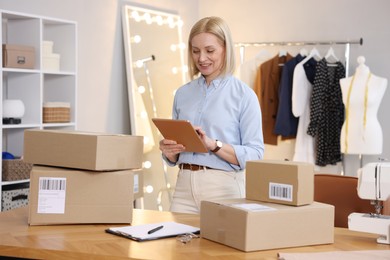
[147, 225, 164, 234]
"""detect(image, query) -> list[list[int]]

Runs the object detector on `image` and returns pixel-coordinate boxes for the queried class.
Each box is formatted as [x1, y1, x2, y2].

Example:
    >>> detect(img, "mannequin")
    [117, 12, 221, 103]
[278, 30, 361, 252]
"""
[340, 56, 388, 154]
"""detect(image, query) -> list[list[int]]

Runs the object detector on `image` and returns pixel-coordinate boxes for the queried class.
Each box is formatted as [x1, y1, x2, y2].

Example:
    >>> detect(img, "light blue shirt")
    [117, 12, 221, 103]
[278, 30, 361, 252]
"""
[164, 75, 264, 171]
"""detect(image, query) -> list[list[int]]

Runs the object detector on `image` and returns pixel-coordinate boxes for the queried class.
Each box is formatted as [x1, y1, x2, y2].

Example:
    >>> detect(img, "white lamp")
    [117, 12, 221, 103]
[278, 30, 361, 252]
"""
[2, 99, 25, 124]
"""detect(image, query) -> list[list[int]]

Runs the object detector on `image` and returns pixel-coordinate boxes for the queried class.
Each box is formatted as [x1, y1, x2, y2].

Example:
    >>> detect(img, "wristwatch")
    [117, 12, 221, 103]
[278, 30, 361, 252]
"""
[211, 140, 223, 153]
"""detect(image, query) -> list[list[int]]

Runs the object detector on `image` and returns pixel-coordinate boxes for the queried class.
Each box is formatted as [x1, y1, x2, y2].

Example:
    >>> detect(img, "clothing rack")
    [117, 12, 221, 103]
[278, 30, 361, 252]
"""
[236, 38, 364, 174]
[235, 38, 363, 77]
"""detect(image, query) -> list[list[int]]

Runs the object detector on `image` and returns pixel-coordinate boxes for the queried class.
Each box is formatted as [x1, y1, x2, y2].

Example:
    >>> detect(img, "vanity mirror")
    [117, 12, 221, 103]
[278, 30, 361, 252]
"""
[122, 4, 187, 210]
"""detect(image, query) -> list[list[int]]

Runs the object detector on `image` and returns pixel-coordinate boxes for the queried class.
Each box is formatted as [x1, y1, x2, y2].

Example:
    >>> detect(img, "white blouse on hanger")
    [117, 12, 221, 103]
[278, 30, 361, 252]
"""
[236, 49, 271, 89]
[291, 58, 316, 164]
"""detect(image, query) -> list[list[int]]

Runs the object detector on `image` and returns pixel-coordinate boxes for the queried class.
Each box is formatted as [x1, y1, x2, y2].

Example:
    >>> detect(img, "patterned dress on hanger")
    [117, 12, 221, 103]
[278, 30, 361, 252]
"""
[307, 59, 345, 166]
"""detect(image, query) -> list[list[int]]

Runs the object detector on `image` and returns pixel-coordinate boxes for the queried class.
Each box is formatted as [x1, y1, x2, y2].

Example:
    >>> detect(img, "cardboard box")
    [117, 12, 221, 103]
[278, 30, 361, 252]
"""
[28, 166, 134, 225]
[200, 199, 334, 252]
[24, 129, 143, 171]
[2, 44, 35, 69]
[246, 160, 314, 206]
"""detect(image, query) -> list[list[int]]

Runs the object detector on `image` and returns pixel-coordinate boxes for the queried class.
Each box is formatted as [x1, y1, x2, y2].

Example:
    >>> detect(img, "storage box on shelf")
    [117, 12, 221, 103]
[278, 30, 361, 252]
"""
[2, 44, 36, 69]
[0, 9, 77, 211]
[2, 157, 32, 181]
[43, 102, 71, 123]
[42, 40, 60, 71]
[1, 182, 29, 211]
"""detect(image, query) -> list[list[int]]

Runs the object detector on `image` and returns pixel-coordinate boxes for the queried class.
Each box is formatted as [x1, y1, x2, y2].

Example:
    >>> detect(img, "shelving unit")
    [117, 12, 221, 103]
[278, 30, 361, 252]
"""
[0, 10, 77, 211]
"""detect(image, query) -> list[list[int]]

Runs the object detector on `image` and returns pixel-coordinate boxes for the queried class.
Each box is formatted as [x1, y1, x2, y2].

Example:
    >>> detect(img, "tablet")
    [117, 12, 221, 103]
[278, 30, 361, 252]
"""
[152, 118, 208, 153]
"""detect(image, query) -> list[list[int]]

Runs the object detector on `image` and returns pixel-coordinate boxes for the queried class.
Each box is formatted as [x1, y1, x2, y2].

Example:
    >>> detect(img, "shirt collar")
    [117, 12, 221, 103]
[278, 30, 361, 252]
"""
[198, 75, 228, 89]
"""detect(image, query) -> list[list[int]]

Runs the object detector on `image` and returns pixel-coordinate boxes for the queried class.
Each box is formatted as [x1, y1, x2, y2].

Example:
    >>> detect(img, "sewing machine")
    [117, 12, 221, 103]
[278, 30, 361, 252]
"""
[348, 162, 390, 244]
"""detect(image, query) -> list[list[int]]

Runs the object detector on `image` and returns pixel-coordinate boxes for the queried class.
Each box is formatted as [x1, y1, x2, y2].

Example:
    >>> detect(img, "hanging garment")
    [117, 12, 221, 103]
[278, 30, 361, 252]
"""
[254, 53, 293, 145]
[274, 54, 305, 137]
[236, 49, 271, 89]
[292, 57, 318, 164]
[307, 59, 345, 166]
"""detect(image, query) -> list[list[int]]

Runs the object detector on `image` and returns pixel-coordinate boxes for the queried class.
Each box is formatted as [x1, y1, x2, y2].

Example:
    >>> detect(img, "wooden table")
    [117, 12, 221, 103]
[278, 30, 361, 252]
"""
[0, 207, 388, 259]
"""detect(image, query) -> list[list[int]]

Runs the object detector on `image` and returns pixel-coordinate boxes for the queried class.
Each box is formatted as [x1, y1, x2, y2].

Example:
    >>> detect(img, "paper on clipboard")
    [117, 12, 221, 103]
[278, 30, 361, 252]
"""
[151, 118, 208, 153]
[105, 221, 200, 242]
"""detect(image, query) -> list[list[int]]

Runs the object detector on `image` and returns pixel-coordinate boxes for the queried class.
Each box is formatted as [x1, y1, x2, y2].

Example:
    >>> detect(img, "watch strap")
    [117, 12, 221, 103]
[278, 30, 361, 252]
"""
[211, 140, 222, 153]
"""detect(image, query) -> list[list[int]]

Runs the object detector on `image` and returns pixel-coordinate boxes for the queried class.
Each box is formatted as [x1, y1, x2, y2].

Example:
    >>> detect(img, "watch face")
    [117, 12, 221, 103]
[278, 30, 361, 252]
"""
[216, 140, 223, 148]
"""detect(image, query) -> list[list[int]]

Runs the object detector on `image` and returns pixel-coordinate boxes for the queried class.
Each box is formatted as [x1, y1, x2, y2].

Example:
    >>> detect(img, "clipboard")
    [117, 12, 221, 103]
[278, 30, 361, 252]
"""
[151, 118, 208, 153]
[105, 221, 200, 242]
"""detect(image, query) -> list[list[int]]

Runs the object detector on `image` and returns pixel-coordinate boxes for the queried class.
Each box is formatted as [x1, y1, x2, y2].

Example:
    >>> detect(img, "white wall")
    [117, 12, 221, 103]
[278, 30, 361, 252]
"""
[1, 0, 389, 200]
[0, 0, 199, 135]
[0, 0, 199, 210]
[199, 0, 390, 175]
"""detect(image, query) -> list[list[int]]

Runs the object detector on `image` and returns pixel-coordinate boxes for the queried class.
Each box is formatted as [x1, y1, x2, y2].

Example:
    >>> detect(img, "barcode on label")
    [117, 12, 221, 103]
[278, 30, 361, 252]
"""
[269, 182, 293, 202]
[39, 177, 66, 191]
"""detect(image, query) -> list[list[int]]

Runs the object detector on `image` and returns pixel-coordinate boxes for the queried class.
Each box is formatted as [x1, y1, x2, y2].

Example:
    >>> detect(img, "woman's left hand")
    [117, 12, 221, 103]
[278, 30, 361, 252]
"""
[194, 126, 238, 165]
[194, 126, 215, 151]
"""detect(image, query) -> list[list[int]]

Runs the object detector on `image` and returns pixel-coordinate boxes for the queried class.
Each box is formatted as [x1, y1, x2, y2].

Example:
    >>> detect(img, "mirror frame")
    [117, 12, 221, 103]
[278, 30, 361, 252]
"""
[121, 3, 187, 210]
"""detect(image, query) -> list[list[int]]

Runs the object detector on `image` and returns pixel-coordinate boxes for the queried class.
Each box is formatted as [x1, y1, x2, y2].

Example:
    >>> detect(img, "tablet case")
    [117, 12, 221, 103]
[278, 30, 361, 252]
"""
[151, 118, 208, 153]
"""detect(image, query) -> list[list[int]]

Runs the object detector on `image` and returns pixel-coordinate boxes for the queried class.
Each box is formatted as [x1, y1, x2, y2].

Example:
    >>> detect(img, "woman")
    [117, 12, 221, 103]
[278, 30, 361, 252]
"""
[159, 16, 264, 214]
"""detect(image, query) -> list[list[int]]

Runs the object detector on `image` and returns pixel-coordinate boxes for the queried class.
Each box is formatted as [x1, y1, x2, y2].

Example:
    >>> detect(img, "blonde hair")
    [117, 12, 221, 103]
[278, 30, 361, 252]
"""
[187, 16, 236, 79]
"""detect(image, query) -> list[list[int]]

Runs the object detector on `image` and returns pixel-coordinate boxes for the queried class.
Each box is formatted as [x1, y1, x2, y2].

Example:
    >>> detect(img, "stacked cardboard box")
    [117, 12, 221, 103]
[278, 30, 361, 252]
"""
[23, 129, 144, 225]
[200, 160, 335, 252]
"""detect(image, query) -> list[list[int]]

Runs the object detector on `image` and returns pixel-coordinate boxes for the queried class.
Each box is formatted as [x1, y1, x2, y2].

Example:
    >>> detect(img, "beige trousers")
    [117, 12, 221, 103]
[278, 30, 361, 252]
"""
[169, 168, 245, 214]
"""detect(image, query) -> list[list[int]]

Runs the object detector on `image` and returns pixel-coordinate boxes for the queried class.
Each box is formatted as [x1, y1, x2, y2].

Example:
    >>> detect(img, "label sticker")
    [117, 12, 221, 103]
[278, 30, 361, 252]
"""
[37, 177, 66, 214]
[230, 203, 276, 212]
[269, 182, 293, 202]
[134, 174, 139, 194]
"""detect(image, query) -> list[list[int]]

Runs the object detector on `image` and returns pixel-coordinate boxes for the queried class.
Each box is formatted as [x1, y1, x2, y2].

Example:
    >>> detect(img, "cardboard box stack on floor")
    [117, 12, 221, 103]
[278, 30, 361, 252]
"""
[23, 129, 144, 226]
[200, 160, 335, 252]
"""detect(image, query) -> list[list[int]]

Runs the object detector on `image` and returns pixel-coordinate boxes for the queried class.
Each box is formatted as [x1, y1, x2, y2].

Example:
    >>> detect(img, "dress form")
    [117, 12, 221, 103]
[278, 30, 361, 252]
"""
[340, 56, 388, 154]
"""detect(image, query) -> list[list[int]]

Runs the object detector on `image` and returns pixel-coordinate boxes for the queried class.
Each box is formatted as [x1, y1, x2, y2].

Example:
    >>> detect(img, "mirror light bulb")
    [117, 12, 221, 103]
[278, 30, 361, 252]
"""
[145, 185, 154, 193]
[156, 15, 163, 26]
[131, 11, 139, 19]
[144, 161, 152, 169]
[133, 35, 141, 43]
[177, 19, 184, 27]
[140, 110, 148, 118]
[138, 85, 145, 94]
[179, 42, 186, 49]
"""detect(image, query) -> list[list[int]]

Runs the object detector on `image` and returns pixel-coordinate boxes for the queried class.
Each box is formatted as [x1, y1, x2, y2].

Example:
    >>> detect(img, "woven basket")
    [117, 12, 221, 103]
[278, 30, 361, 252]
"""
[43, 106, 70, 123]
[2, 158, 32, 181]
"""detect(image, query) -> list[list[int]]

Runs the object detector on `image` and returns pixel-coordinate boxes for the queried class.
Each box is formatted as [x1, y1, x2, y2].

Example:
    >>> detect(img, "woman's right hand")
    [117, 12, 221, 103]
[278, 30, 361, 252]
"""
[159, 139, 185, 163]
